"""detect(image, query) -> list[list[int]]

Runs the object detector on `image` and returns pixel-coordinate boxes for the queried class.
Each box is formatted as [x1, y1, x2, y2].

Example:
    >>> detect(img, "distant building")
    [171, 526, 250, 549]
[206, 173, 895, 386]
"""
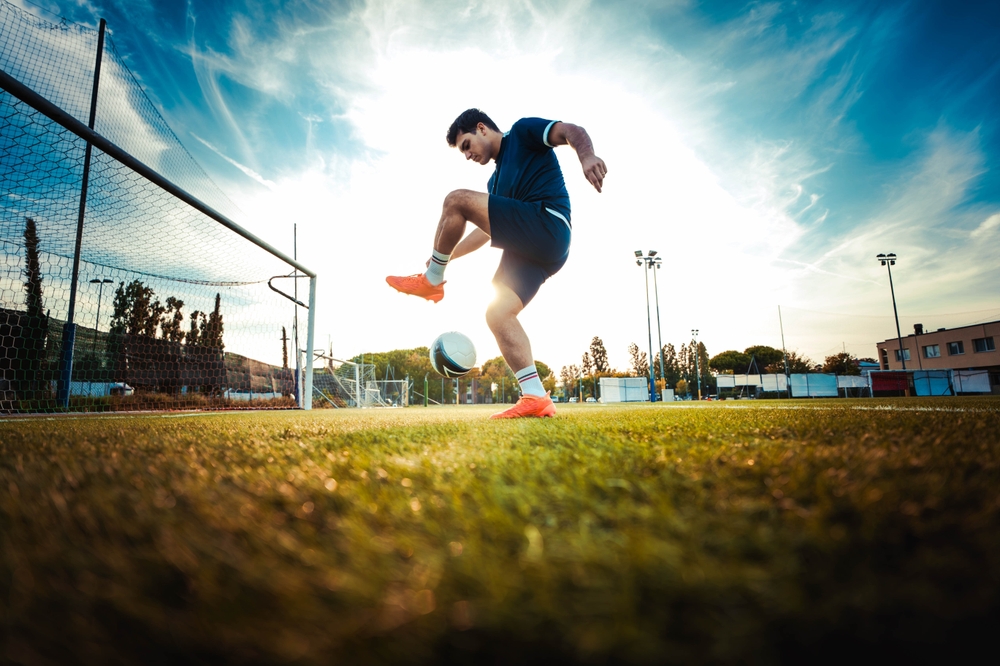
[875, 320, 1000, 394]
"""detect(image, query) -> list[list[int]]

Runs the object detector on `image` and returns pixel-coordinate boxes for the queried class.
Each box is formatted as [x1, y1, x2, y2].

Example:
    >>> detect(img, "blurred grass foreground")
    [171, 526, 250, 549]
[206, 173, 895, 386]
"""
[2, 399, 1000, 664]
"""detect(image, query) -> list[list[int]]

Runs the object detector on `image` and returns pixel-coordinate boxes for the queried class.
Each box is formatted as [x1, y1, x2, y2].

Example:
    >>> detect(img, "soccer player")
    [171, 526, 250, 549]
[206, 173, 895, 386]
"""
[386, 109, 607, 418]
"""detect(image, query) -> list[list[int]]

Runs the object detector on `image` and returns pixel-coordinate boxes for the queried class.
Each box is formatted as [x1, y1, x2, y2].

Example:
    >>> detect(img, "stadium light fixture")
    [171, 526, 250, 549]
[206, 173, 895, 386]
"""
[648, 250, 657, 257]
[876, 252, 906, 371]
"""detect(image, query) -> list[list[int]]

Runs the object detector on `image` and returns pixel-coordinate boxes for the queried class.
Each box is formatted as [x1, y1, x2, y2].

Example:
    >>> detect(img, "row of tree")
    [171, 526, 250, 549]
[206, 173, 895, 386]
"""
[2, 216, 228, 404]
[109, 280, 224, 350]
[554, 336, 714, 399]
[324, 339, 879, 406]
[709, 346, 877, 377]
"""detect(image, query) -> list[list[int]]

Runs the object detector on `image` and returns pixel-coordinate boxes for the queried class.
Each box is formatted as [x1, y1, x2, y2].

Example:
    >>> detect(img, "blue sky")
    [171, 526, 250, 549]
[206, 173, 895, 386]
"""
[12, 0, 1000, 372]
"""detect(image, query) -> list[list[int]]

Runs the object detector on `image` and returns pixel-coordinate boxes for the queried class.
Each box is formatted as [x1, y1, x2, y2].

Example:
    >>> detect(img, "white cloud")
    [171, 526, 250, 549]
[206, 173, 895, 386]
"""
[971, 213, 1000, 239]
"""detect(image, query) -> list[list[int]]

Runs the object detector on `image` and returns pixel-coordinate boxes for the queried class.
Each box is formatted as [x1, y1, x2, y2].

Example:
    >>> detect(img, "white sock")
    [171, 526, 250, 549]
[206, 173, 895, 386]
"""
[515, 365, 546, 397]
[425, 250, 450, 285]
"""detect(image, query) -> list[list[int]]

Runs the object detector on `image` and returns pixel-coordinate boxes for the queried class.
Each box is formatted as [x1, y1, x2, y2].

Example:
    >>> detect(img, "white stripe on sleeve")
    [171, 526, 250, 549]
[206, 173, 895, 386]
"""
[543, 120, 559, 148]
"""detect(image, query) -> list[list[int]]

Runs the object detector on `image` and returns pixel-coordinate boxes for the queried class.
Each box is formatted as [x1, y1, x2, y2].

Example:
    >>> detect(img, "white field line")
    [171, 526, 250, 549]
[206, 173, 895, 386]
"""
[0, 410, 253, 423]
[721, 404, 989, 413]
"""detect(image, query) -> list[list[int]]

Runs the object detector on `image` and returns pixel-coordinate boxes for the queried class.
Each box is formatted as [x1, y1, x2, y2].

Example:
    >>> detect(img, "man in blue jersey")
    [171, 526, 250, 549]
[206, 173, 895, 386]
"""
[387, 109, 607, 418]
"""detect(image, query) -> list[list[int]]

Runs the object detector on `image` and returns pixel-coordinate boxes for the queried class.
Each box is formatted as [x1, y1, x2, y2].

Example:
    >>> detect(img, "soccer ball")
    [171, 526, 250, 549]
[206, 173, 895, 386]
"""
[430, 331, 477, 378]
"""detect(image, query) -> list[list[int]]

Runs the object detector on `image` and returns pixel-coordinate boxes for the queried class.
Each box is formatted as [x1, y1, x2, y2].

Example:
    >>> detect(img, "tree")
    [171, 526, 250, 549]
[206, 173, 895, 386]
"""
[281, 326, 289, 369]
[692, 341, 714, 394]
[560, 364, 582, 399]
[822, 352, 860, 375]
[659, 343, 680, 389]
[589, 337, 609, 374]
[159, 296, 185, 342]
[109, 279, 160, 337]
[766, 350, 812, 374]
[743, 345, 784, 372]
[186, 311, 204, 347]
[581, 352, 593, 377]
[628, 343, 648, 378]
[710, 350, 750, 374]
[17, 217, 48, 399]
[203, 293, 224, 350]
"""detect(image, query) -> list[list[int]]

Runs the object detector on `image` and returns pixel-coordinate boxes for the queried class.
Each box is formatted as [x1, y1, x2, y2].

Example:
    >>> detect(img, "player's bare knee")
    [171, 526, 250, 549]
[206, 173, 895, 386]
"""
[443, 189, 472, 215]
[485, 302, 512, 333]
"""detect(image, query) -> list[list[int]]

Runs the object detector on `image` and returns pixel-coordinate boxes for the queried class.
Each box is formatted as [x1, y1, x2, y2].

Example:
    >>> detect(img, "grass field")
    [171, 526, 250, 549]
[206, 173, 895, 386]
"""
[3, 399, 1000, 664]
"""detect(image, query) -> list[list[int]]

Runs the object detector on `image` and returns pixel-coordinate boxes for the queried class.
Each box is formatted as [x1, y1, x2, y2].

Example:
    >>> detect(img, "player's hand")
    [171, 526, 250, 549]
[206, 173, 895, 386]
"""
[581, 155, 607, 193]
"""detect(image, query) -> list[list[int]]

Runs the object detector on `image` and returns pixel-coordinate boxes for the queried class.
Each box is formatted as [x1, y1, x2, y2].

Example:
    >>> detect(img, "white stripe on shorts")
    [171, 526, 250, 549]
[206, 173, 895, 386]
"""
[546, 207, 571, 231]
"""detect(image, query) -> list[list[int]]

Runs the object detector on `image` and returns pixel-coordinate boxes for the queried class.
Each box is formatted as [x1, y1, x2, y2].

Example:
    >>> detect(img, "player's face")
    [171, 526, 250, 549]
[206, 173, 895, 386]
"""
[456, 124, 493, 165]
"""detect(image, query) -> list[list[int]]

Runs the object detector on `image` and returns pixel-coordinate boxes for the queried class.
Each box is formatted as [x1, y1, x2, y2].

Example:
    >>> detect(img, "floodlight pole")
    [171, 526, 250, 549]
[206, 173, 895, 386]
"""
[636, 251, 657, 402]
[877, 253, 906, 371]
[692, 329, 702, 400]
[650, 256, 665, 389]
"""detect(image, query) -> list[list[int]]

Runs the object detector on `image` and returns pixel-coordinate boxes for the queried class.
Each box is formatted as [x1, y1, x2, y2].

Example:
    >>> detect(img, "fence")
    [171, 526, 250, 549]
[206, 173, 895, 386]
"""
[0, 0, 316, 413]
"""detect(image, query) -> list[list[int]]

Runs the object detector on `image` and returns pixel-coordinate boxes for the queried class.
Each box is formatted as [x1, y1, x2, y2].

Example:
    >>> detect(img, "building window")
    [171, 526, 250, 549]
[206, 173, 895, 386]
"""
[894, 348, 911, 362]
[973, 337, 995, 353]
[948, 341, 965, 356]
[880, 348, 889, 370]
[923, 344, 940, 358]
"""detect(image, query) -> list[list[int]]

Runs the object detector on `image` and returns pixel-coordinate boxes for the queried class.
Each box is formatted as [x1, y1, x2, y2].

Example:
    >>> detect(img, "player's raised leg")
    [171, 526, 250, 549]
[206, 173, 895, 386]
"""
[486, 283, 555, 419]
[386, 190, 490, 302]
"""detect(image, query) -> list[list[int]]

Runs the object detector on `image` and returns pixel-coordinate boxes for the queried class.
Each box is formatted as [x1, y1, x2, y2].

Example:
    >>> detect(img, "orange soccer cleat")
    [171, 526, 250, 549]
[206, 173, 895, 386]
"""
[490, 392, 556, 419]
[385, 273, 445, 303]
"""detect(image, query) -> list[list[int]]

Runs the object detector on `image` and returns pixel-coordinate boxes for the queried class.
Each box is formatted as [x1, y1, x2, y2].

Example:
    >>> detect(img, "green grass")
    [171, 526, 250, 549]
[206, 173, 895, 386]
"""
[2, 399, 1000, 664]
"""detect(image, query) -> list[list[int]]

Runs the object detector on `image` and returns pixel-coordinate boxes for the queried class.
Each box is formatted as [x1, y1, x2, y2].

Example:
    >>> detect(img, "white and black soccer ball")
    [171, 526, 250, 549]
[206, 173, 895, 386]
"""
[429, 331, 477, 378]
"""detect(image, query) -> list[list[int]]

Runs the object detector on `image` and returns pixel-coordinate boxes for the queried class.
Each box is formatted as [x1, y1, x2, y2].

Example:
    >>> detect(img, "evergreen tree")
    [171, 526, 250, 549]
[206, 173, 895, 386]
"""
[18, 217, 48, 398]
[589, 336, 610, 374]
[203, 293, 224, 350]
[660, 343, 680, 389]
[282, 326, 289, 369]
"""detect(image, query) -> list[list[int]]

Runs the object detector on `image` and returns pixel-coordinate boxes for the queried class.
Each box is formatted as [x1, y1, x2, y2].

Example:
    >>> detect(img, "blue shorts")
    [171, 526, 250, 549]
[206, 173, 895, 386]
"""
[488, 195, 571, 306]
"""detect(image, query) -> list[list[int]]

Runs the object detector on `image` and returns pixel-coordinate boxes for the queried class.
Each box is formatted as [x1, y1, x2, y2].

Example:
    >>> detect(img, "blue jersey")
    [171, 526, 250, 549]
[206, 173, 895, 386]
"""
[486, 117, 571, 223]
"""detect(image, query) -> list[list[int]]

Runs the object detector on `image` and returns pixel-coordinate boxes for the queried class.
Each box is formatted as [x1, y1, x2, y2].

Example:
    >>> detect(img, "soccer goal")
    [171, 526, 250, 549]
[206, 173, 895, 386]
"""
[312, 354, 410, 408]
[0, 1, 316, 413]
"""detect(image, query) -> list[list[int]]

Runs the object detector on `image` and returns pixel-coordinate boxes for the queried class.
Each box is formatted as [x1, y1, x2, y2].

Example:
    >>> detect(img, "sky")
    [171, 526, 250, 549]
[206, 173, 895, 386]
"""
[10, 0, 1000, 374]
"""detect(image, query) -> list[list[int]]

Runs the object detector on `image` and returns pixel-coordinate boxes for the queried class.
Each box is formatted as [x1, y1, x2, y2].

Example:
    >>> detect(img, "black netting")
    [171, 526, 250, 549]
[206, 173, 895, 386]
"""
[0, 1, 309, 413]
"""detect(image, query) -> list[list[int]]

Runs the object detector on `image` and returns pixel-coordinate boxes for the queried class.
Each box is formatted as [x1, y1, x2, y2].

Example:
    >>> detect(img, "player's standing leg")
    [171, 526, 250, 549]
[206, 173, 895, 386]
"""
[486, 283, 555, 419]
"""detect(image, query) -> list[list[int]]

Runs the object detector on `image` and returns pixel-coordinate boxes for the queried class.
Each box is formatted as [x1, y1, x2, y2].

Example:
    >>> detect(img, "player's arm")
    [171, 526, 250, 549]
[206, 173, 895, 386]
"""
[546, 122, 607, 193]
[450, 227, 490, 260]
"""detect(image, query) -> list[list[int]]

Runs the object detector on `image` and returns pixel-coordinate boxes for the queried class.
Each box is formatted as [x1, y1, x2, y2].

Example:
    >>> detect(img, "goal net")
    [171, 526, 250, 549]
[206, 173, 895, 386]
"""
[0, 1, 316, 413]
[312, 356, 410, 408]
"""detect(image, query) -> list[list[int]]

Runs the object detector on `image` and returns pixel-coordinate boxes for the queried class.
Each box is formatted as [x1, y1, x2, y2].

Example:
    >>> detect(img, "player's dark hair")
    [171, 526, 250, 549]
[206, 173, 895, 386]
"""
[447, 109, 500, 146]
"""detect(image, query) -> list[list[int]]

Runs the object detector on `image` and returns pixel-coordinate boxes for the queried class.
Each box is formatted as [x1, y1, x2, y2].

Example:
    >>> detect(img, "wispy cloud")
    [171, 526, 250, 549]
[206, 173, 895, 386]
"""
[190, 132, 275, 189]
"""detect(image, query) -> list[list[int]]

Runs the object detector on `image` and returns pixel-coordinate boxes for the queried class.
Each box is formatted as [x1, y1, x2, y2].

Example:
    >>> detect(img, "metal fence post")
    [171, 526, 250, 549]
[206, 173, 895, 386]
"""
[58, 17, 105, 408]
